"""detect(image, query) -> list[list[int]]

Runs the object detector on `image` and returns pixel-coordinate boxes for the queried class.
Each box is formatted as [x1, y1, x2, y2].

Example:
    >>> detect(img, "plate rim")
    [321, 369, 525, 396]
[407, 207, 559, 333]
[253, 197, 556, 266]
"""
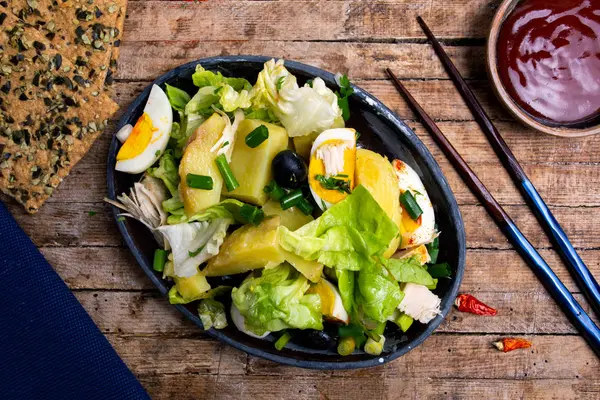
[106, 55, 466, 370]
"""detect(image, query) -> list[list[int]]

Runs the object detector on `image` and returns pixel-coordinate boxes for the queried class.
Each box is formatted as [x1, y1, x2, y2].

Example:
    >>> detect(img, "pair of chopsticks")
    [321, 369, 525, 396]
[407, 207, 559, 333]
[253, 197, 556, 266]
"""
[386, 17, 600, 357]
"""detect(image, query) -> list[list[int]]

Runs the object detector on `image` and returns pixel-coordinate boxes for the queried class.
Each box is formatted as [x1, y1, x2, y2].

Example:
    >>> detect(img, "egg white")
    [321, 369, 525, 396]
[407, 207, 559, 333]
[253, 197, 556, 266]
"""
[230, 303, 270, 339]
[309, 128, 356, 210]
[116, 84, 173, 174]
[393, 160, 436, 249]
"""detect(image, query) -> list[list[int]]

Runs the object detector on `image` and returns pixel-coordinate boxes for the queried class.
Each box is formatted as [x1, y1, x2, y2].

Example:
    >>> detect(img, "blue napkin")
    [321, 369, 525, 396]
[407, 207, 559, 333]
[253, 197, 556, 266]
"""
[0, 203, 150, 400]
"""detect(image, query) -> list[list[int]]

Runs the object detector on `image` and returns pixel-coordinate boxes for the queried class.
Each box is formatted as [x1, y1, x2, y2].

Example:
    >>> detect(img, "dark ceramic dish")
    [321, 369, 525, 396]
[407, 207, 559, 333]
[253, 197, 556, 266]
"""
[107, 56, 466, 369]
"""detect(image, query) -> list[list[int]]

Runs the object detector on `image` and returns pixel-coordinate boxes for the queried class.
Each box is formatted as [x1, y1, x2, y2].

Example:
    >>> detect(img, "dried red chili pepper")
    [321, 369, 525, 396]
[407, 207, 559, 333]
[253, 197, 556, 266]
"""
[454, 294, 497, 316]
[493, 338, 532, 352]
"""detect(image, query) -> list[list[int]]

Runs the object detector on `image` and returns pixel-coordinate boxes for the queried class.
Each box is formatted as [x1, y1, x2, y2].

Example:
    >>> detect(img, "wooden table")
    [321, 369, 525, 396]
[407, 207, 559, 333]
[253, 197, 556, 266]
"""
[8, 0, 600, 398]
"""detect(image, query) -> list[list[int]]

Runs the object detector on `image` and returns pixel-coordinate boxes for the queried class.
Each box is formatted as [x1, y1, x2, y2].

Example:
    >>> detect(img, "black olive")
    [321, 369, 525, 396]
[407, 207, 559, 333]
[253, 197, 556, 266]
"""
[272, 150, 307, 189]
[296, 329, 336, 350]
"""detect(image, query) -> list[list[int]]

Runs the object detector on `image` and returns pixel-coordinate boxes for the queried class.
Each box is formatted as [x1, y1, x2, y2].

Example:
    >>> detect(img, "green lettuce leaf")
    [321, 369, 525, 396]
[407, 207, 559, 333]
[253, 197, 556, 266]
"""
[167, 199, 249, 225]
[198, 299, 228, 330]
[218, 85, 252, 112]
[185, 86, 219, 116]
[231, 263, 323, 335]
[356, 263, 404, 323]
[335, 268, 355, 315]
[385, 256, 435, 286]
[250, 59, 343, 137]
[165, 83, 191, 112]
[192, 65, 252, 91]
[278, 185, 399, 270]
[147, 149, 179, 196]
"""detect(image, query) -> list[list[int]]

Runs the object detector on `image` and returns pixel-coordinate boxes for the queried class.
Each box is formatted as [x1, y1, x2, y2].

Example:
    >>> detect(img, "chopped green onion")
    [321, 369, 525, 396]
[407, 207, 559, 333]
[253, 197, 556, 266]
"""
[263, 180, 286, 201]
[215, 154, 239, 191]
[305, 79, 313, 87]
[276, 76, 285, 91]
[186, 173, 213, 190]
[315, 174, 352, 194]
[426, 235, 440, 263]
[296, 198, 314, 215]
[364, 335, 385, 356]
[274, 331, 292, 351]
[220, 141, 229, 149]
[428, 262, 452, 278]
[153, 249, 167, 272]
[245, 125, 269, 148]
[337, 336, 356, 356]
[280, 189, 304, 210]
[240, 204, 265, 226]
[336, 74, 354, 121]
[338, 323, 366, 348]
[189, 245, 204, 257]
[117, 216, 126, 222]
[396, 312, 413, 332]
[400, 190, 423, 220]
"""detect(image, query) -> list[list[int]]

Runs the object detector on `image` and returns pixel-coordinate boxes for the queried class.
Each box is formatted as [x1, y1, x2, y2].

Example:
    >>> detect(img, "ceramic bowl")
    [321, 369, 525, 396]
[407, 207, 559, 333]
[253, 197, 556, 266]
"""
[106, 56, 466, 369]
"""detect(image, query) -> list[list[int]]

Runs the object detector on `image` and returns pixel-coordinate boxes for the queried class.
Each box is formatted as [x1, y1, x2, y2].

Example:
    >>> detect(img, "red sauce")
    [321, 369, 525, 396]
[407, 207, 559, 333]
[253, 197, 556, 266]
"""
[497, 0, 600, 125]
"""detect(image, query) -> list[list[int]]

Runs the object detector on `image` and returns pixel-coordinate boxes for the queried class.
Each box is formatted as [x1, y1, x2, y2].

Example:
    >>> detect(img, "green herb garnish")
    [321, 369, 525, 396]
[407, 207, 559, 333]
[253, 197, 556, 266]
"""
[188, 245, 205, 257]
[186, 173, 213, 190]
[240, 204, 265, 226]
[276, 76, 285, 91]
[153, 249, 167, 272]
[215, 154, 239, 191]
[315, 174, 351, 194]
[400, 190, 423, 220]
[336, 74, 354, 121]
[264, 180, 286, 201]
[245, 125, 269, 148]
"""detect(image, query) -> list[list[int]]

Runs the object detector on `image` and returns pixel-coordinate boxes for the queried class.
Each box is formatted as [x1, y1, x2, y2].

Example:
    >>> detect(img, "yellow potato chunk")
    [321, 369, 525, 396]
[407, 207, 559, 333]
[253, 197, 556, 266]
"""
[174, 273, 211, 300]
[222, 119, 289, 206]
[203, 216, 286, 277]
[262, 199, 314, 231]
[180, 113, 226, 216]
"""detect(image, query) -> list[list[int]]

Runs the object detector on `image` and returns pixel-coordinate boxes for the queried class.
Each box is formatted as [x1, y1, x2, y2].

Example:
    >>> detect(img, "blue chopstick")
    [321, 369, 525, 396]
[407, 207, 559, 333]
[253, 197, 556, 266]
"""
[416, 16, 600, 318]
[386, 68, 600, 357]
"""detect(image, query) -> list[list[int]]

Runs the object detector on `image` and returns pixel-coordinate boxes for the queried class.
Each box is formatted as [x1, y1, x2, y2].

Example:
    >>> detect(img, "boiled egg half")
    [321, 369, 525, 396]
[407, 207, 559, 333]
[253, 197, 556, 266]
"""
[392, 159, 436, 249]
[306, 278, 349, 324]
[116, 84, 173, 174]
[308, 128, 356, 210]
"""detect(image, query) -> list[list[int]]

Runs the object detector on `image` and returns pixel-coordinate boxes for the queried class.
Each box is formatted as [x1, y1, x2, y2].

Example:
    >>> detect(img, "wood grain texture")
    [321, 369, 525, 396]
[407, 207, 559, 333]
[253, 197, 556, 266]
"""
[10, 0, 600, 397]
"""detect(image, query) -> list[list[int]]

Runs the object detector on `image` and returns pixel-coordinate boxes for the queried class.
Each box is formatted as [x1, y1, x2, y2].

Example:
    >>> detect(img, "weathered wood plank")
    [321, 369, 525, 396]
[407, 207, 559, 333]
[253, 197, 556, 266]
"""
[114, 334, 591, 381]
[42, 247, 153, 290]
[122, 1, 493, 43]
[138, 374, 600, 400]
[115, 41, 486, 81]
[45, 246, 600, 294]
[13, 201, 600, 250]
[75, 290, 597, 335]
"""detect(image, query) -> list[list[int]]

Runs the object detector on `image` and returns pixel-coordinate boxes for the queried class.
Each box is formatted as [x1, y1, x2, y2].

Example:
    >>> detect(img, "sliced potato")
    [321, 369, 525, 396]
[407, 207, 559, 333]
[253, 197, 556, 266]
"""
[280, 247, 323, 283]
[203, 216, 285, 277]
[292, 131, 319, 160]
[223, 119, 289, 206]
[174, 273, 211, 299]
[354, 148, 401, 257]
[262, 199, 314, 231]
[180, 113, 227, 215]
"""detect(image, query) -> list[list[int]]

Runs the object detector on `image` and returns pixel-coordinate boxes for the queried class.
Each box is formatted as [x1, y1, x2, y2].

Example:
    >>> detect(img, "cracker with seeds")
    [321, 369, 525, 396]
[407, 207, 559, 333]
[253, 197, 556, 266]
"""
[2, 0, 126, 88]
[0, 12, 119, 213]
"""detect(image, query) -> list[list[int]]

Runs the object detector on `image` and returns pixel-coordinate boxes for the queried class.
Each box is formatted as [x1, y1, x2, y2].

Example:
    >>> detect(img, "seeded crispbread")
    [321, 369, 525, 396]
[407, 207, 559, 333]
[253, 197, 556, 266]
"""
[2, 0, 125, 89]
[0, 12, 119, 213]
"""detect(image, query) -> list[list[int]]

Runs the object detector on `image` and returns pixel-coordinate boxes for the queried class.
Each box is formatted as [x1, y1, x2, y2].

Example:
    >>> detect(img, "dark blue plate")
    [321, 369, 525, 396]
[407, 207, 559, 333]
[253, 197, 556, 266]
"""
[107, 56, 466, 369]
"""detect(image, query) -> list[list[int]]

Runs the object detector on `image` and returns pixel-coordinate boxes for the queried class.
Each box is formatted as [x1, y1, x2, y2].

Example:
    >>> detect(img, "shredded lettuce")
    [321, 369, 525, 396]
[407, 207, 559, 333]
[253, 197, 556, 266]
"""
[165, 83, 191, 112]
[157, 218, 231, 277]
[231, 263, 323, 335]
[198, 299, 228, 330]
[250, 59, 343, 137]
[192, 65, 252, 91]
[147, 149, 179, 196]
[185, 86, 220, 116]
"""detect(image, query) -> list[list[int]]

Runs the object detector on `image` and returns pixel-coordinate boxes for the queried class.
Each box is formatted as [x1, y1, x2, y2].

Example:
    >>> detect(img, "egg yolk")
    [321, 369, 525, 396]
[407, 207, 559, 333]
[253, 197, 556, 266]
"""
[309, 140, 356, 205]
[116, 112, 156, 161]
[306, 280, 335, 316]
[401, 196, 423, 234]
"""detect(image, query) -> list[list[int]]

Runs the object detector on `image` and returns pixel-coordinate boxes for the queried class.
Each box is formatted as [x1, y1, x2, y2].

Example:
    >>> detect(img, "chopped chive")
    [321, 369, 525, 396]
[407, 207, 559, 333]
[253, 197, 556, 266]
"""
[88, 211, 96, 216]
[189, 245, 204, 257]
[155, 150, 161, 157]
[315, 174, 351, 194]
[245, 125, 269, 148]
[426, 237, 439, 263]
[276, 76, 285, 91]
[215, 154, 239, 191]
[274, 331, 292, 351]
[296, 198, 314, 215]
[280, 189, 304, 210]
[264, 180, 286, 201]
[153, 249, 167, 272]
[117, 216, 126, 222]
[400, 190, 423, 220]
[427, 262, 452, 278]
[220, 141, 229, 149]
[337, 336, 356, 356]
[305, 79, 313, 87]
[186, 173, 213, 190]
[240, 204, 265, 226]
